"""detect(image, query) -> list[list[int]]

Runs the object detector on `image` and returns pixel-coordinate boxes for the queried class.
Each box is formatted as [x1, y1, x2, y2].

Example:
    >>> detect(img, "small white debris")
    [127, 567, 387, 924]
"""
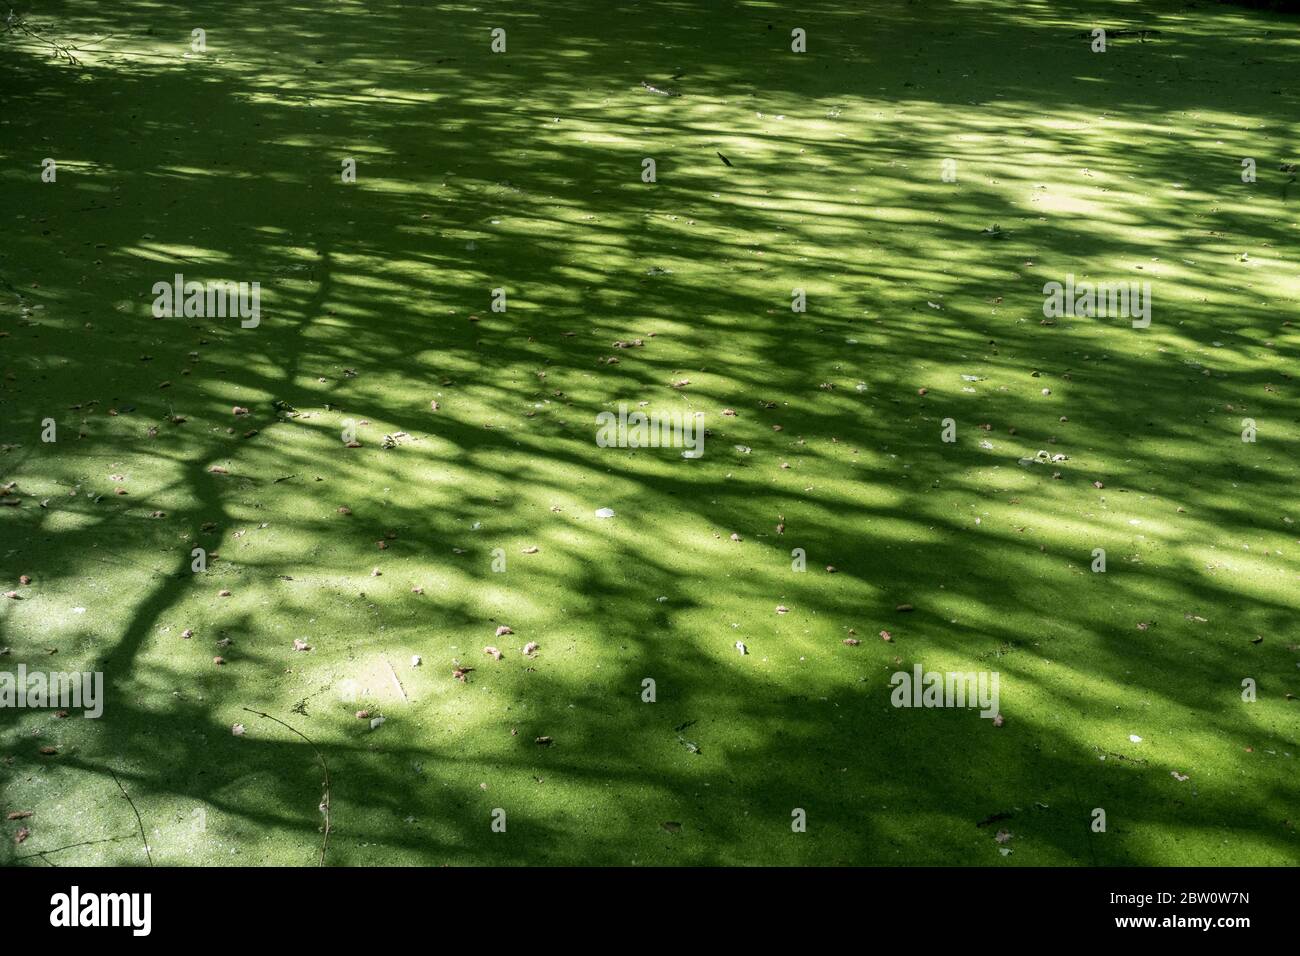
[411, 655, 422, 667]
[370, 716, 386, 731]
[595, 507, 615, 518]
[1129, 734, 1142, 743]
[735, 641, 748, 655]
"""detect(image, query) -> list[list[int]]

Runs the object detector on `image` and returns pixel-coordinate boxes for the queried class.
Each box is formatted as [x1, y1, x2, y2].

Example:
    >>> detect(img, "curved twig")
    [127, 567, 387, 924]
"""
[241, 707, 331, 866]
[108, 769, 153, 866]
[16, 835, 132, 866]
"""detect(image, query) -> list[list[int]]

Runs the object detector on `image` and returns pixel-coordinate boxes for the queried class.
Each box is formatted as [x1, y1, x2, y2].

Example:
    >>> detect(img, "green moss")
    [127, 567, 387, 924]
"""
[0, 0, 1296, 866]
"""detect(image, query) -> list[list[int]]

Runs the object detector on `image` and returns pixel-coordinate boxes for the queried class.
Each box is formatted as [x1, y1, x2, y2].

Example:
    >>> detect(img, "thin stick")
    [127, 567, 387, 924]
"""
[108, 769, 153, 866]
[242, 707, 331, 866]
[75, 33, 118, 52]
[16, 835, 131, 865]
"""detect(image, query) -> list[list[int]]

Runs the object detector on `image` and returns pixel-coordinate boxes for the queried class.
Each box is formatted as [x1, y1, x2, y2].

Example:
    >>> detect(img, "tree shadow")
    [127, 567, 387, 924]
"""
[0, 0, 1296, 866]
